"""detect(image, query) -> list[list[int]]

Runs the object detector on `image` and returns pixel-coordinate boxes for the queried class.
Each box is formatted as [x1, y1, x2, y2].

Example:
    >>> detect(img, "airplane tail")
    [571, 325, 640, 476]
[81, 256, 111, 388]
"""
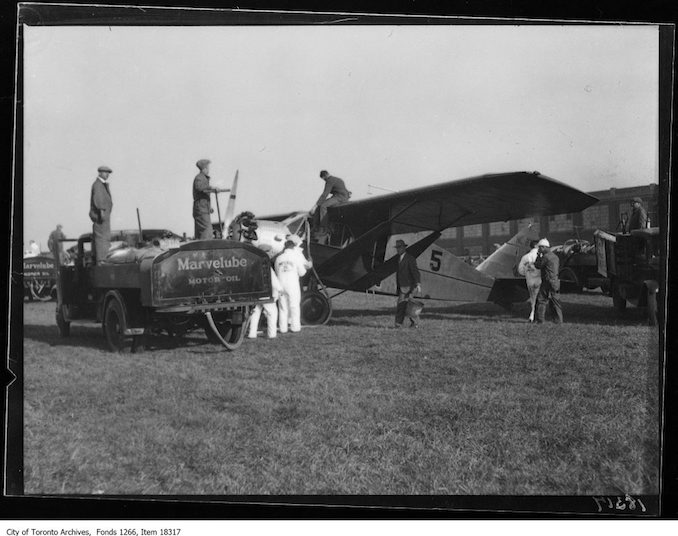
[223, 170, 239, 232]
[476, 224, 539, 279]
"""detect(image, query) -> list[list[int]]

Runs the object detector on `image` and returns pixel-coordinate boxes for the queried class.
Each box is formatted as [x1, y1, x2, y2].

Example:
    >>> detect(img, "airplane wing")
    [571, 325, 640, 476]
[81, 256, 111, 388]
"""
[328, 171, 598, 236]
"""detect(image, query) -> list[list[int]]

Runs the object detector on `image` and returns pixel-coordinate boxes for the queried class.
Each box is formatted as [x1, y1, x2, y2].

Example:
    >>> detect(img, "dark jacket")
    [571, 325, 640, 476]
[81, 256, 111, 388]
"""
[89, 178, 113, 224]
[534, 250, 560, 291]
[193, 172, 212, 215]
[628, 205, 648, 231]
[396, 252, 421, 291]
[316, 175, 350, 205]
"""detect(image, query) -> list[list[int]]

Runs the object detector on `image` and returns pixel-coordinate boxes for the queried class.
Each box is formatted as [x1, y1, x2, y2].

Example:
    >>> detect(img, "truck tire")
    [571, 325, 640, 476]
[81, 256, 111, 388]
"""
[103, 296, 133, 353]
[647, 288, 658, 326]
[612, 285, 626, 312]
[56, 304, 70, 337]
[300, 290, 332, 325]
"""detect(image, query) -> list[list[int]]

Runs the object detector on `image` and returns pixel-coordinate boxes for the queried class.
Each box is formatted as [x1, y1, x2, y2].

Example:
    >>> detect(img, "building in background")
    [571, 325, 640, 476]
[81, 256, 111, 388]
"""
[437, 183, 659, 256]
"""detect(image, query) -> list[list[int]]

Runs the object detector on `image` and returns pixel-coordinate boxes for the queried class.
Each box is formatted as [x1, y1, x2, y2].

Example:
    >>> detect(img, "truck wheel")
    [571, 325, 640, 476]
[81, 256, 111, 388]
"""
[56, 304, 70, 337]
[647, 288, 658, 326]
[301, 290, 332, 325]
[103, 297, 133, 353]
[612, 286, 627, 312]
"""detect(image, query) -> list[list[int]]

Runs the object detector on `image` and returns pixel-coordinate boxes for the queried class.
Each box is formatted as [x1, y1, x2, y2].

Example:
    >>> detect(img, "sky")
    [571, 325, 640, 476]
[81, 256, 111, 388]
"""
[22, 23, 659, 249]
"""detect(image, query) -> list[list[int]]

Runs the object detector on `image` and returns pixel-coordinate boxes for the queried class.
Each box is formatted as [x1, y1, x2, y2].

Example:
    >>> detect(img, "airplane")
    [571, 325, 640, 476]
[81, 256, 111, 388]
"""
[223, 170, 598, 325]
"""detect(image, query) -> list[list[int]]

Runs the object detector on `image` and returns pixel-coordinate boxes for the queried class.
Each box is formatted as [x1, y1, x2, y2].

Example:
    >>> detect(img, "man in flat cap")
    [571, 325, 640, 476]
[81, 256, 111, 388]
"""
[193, 159, 215, 240]
[394, 239, 422, 328]
[47, 224, 66, 264]
[310, 170, 351, 239]
[628, 197, 648, 231]
[534, 238, 563, 324]
[89, 165, 113, 265]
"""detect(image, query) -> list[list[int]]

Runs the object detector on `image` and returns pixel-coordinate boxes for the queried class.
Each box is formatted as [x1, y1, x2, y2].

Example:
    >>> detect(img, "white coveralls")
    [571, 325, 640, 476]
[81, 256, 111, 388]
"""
[274, 247, 310, 333]
[247, 269, 283, 339]
[518, 247, 542, 322]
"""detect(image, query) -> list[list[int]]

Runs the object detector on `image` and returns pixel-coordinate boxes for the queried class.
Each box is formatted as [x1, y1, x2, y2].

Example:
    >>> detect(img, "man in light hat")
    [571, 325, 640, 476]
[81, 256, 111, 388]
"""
[534, 238, 563, 324]
[274, 239, 310, 334]
[89, 165, 113, 264]
[193, 159, 215, 240]
[628, 196, 648, 231]
[394, 239, 422, 328]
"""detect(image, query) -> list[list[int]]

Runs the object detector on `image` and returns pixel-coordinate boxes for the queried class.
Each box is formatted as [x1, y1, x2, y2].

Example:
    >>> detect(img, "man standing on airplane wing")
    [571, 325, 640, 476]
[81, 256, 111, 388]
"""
[394, 239, 422, 329]
[310, 169, 350, 239]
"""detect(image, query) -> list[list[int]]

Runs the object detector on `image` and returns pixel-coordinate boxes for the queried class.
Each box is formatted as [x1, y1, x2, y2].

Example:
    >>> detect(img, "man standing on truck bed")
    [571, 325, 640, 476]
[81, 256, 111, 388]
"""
[193, 159, 214, 240]
[628, 197, 648, 231]
[89, 165, 113, 265]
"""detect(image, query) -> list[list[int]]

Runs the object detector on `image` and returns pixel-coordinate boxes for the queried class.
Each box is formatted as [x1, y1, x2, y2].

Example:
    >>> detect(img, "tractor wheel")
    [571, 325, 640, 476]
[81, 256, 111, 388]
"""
[56, 304, 70, 337]
[103, 296, 133, 353]
[559, 267, 582, 293]
[30, 279, 54, 301]
[647, 288, 658, 327]
[300, 290, 332, 325]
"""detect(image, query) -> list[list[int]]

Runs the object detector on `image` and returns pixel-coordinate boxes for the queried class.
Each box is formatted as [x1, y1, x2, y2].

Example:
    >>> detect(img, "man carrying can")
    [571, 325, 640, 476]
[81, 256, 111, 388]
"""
[394, 239, 422, 328]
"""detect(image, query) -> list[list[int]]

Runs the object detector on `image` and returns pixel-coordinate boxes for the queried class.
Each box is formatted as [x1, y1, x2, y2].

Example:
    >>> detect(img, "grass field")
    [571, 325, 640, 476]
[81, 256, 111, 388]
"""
[22, 291, 659, 495]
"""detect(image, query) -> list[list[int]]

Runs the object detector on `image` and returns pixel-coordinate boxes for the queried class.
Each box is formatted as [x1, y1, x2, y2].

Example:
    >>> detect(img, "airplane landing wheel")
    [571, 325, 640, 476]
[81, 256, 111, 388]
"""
[301, 290, 332, 325]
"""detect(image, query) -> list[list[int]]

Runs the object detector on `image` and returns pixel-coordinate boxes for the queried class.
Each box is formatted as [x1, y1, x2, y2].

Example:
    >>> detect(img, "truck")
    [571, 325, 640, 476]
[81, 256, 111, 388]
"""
[593, 227, 660, 326]
[55, 229, 273, 352]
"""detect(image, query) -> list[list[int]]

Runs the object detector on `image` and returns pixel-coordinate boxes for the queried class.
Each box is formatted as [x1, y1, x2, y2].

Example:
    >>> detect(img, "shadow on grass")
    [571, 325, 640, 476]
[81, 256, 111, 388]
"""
[23, 323, 213, 353]
[425, 300, 650, 327]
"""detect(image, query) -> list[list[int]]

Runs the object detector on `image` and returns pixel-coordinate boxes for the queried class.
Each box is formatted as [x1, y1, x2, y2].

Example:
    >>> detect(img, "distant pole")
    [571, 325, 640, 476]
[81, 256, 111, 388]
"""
[136, 208, 143, 243]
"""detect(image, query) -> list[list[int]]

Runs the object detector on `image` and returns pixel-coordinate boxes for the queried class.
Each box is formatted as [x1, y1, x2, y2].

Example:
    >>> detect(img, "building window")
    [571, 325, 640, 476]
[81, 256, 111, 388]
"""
[517, 218, 539, 235]
[582, 204, 609, 230]
[463, 245, 484, 256]
[489, 221, 511, 236]
[548, 213, 573, 232]
[440, 227, 457, 239]
[463, 224, 483, 238]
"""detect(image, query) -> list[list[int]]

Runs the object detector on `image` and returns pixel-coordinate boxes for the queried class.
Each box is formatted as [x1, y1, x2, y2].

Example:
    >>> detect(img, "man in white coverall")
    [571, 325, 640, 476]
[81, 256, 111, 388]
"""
[247, 267, 283, 339]
[275, 239, 310, 333]
[517, 239, 542, 322]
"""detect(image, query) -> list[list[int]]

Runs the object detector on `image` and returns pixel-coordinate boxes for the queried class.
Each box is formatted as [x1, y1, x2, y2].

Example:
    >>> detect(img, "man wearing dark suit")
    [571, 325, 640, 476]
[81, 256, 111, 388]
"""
[394, 239, 422, 328]
[628, 197, 648, 231]
[89, 165, 113, 265]
[310, 170, 351, 237]
[534, 238, 563, 324]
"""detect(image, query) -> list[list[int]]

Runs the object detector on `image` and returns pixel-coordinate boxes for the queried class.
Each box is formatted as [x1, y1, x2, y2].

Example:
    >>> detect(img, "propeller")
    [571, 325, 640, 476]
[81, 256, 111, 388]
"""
[223, 170, 239, 234]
